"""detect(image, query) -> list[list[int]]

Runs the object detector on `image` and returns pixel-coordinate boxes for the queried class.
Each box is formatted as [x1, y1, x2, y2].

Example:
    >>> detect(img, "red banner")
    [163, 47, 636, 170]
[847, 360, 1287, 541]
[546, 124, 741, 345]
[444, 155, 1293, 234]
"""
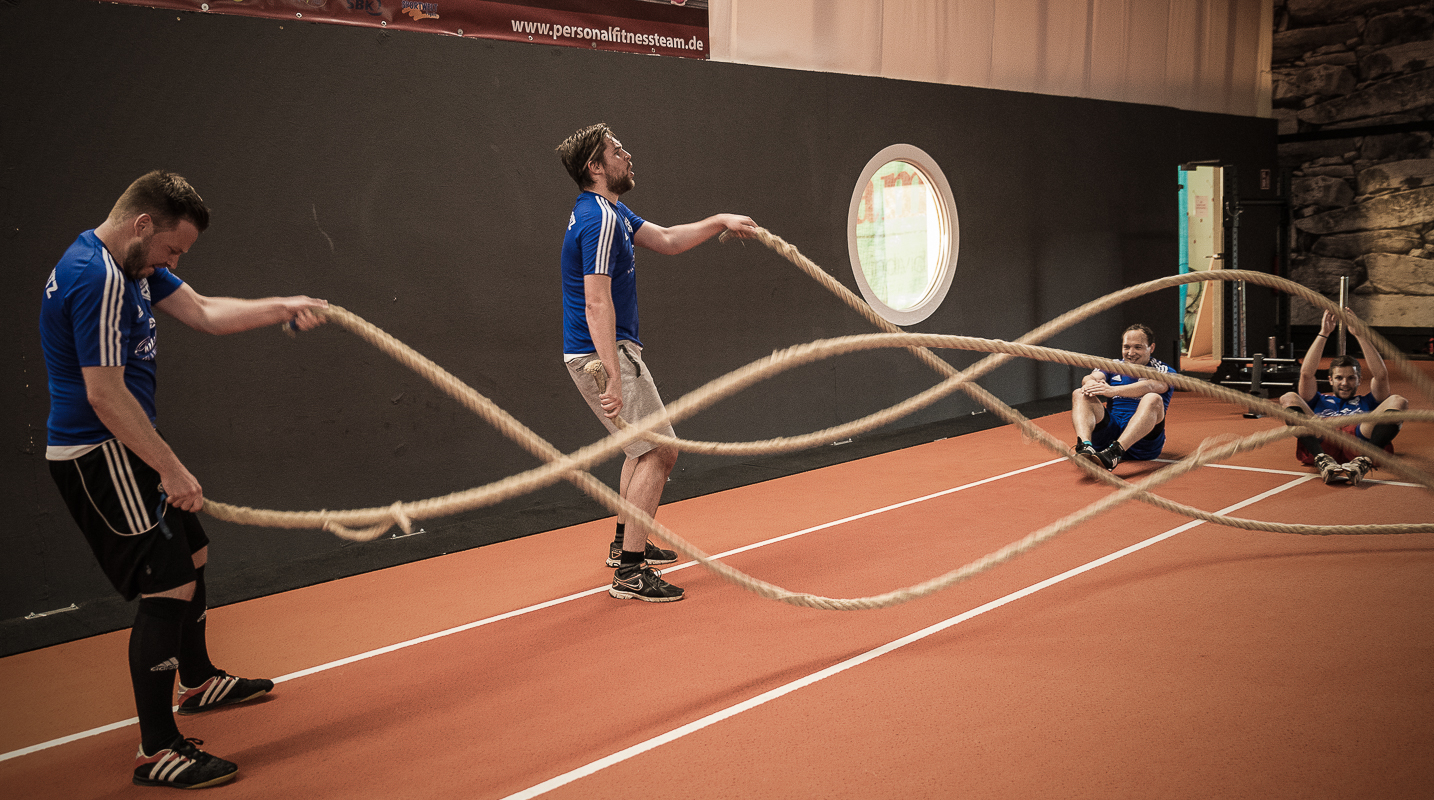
[95, 0, 709, 59]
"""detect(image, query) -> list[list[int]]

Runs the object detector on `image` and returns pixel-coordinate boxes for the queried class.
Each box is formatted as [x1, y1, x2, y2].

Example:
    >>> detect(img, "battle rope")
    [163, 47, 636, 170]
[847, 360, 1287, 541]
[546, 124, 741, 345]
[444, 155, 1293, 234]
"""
[202, 231, 1434, 610]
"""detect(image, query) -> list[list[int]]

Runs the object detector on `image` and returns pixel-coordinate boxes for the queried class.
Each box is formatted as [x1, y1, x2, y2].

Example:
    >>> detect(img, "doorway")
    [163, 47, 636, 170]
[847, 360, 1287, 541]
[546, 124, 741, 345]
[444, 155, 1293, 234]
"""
[1178, 164, 1224, 370]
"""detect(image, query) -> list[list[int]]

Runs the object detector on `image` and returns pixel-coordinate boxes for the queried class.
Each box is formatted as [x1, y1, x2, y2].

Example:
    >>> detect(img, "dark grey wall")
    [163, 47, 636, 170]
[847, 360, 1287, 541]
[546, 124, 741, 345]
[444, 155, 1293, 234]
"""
[0, 0, 1278, 651]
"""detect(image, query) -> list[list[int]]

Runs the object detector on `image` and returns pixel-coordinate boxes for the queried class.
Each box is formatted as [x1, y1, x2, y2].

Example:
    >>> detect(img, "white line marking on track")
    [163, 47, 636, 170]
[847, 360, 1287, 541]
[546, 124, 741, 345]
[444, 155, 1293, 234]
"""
[660, 457, 1067, 574]
[0, 458, 1066, 763]
[1153, 458, 1421, 487]
[495, 476, 1317, 800]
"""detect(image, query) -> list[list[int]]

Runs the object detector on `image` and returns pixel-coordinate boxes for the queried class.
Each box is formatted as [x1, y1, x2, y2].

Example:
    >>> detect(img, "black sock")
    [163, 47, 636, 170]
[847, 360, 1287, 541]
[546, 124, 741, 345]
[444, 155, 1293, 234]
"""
[177, 567, 216, 688]
[1285, 408, 1327, 457]
[619, 549, 645, 567]
[1297, 435, 1326, 457]
[1368, 423, 1400, 449]
[1108, 442, 1125, 457]
[130, 597, 188, 753]
[613, 522, 626, 548]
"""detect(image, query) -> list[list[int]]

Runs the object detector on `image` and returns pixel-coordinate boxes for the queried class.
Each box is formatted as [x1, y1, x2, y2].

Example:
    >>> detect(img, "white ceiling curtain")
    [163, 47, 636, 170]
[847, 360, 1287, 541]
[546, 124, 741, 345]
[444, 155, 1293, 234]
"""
[708, 0, 1273, 118]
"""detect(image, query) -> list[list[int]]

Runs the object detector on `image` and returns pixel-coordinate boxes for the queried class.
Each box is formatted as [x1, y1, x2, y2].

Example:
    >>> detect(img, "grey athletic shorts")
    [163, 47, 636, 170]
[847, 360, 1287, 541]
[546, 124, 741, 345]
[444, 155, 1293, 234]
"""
[566, 341, 676, 458]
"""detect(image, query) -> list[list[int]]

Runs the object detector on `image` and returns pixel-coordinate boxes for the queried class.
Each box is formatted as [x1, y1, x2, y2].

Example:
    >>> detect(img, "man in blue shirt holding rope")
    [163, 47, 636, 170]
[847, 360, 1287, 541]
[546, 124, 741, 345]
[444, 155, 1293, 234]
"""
[556, 123, 756, 602]
[41, 170, 327, 789]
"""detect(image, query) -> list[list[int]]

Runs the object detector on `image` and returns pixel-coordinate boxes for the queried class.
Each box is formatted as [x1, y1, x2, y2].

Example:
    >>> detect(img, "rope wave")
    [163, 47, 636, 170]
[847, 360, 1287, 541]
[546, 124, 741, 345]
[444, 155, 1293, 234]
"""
[204, 228, 1434, 610]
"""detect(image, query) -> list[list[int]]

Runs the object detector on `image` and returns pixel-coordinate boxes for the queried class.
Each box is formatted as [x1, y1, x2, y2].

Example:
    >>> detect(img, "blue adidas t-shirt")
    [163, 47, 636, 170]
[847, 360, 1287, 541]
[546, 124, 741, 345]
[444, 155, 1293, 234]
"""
[1308, 392, 1377, 419]
[41, 230, 184, 447]
[1104, 356, 1176, 423]
[560, 192, 645, 355]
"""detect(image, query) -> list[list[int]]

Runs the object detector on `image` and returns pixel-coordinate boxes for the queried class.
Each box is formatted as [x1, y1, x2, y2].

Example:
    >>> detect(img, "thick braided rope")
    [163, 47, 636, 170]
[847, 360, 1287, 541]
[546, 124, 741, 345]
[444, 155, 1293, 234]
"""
[202, 239, 1434, 609]
[208, 325, 1434, 533]
[718, 227, 1434, 522]
[207, 327, 1434, 610]
[727, 228, 1434, 404]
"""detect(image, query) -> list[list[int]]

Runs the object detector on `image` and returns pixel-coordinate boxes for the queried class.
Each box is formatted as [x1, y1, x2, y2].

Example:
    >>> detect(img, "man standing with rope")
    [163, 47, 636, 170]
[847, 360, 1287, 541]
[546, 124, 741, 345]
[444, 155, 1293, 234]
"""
[1071, 323, 1175, 471]
[556, 123, 757, 602]
[1279, 309, 1407, 485]
[40, 170, 328, 789]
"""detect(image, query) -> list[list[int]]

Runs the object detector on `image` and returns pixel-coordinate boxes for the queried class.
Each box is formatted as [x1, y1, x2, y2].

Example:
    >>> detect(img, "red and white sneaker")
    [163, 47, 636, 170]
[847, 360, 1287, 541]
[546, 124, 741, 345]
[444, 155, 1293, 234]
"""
[176, 671, 273, 715]
[133, 737, 237, 789]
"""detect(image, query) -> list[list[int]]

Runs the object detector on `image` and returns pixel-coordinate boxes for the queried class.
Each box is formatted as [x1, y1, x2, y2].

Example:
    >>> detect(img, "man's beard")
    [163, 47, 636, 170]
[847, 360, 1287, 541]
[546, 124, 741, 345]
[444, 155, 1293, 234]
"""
[606, 173, 635, 196]
[119, 238, 151, 280]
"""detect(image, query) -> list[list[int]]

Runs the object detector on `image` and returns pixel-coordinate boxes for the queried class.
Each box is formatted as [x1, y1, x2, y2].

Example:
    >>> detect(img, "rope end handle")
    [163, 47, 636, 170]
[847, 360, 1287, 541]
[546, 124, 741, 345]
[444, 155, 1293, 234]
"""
[581, 360, 630, 429]
[582, 359, 608, 394]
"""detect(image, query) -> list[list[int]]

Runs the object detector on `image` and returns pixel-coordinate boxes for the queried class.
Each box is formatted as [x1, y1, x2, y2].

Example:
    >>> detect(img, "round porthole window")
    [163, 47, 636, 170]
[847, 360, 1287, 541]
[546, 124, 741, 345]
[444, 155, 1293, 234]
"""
[847, 144, 959, 326]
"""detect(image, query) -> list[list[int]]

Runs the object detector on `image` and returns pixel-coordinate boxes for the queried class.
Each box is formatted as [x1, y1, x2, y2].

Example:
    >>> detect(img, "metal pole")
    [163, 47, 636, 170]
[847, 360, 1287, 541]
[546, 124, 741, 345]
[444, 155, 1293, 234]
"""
[1237, 280, 1248, 358]
[1243, 352, 1265, 419]
[1337, 275, 1349, 356]
[1226, 167, 1245, 358]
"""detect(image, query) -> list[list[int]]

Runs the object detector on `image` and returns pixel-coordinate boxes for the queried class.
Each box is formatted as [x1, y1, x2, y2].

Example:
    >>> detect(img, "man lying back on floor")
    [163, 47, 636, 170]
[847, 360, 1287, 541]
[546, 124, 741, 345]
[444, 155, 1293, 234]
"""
[1279, 308, 1407, 485]
[1071, 323, 1175, 471]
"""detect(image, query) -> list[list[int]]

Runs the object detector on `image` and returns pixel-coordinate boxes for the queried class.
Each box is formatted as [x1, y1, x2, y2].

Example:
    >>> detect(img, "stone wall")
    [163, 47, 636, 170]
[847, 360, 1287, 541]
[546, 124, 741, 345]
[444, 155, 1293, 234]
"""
[1274, 0, 1434, 330]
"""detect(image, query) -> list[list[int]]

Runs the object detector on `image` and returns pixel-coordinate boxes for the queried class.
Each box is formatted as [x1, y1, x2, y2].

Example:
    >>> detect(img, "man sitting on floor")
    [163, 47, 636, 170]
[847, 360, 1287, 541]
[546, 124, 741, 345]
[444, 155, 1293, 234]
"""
[1279, 309, 1407, 485]
[1071, 323, 1175, 471]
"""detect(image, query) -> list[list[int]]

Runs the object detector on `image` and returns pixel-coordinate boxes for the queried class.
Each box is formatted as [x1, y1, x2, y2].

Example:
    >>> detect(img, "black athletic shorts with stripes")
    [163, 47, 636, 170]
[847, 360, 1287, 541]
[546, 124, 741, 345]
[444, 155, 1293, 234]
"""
[49, 439, 208, 601]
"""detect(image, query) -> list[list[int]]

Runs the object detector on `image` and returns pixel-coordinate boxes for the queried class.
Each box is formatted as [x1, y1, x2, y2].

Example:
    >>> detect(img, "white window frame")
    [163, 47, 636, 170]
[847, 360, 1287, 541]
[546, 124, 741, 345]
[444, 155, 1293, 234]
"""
[846, 144, 959, 326]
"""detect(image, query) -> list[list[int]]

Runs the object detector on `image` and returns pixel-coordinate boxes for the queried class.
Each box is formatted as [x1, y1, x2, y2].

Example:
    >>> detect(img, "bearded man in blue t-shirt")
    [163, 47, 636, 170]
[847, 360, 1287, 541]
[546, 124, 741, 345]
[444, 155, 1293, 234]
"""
[1279, 309, 1407, 485]
[555, 123, 756, 603]
[40, 171, 328, 789]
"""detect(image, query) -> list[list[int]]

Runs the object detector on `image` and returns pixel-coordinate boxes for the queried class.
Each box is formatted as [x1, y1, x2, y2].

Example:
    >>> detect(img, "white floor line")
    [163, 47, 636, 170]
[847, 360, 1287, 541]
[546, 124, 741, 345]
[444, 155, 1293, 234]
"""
[1152, 458, 1421, 487]
[497, 476, 1316, 800]
[0, 458, 1066, 763]
[660, 457, 1067, 574]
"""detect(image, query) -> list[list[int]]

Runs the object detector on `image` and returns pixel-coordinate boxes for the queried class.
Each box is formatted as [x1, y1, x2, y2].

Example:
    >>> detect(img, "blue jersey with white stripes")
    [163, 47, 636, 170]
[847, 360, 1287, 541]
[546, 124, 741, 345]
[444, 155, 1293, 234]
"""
[1103, 356, 1176, 424]
[1307, 391, 1377, 419]
[560, 192, 645, 355]
[41, 230, 184, 446]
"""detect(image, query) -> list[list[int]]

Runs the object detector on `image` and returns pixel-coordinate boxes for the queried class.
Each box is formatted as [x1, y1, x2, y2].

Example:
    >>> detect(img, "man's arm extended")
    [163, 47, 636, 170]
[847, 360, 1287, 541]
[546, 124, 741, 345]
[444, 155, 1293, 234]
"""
[1351, 316, 1392, 402]
[1298, 310, 1337, 399]
[155, 284, 327, 335]
[632, 214, 756, 256]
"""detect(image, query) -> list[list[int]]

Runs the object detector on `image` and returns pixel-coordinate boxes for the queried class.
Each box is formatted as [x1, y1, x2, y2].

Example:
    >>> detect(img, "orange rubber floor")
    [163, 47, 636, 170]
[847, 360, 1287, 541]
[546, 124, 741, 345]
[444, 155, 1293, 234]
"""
[2, 368, 1432, 799]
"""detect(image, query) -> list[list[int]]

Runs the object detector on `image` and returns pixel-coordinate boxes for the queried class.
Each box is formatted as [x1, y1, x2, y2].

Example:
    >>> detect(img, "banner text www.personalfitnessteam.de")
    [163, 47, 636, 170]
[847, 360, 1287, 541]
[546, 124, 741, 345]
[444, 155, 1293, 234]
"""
[510, 19, 704, 51]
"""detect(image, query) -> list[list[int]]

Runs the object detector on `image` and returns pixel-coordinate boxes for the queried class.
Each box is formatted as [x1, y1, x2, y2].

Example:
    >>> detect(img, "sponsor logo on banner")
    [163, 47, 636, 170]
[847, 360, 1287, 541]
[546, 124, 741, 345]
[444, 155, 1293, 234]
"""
[345, 0, 383, 15]
[401, 0, 438, 20]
